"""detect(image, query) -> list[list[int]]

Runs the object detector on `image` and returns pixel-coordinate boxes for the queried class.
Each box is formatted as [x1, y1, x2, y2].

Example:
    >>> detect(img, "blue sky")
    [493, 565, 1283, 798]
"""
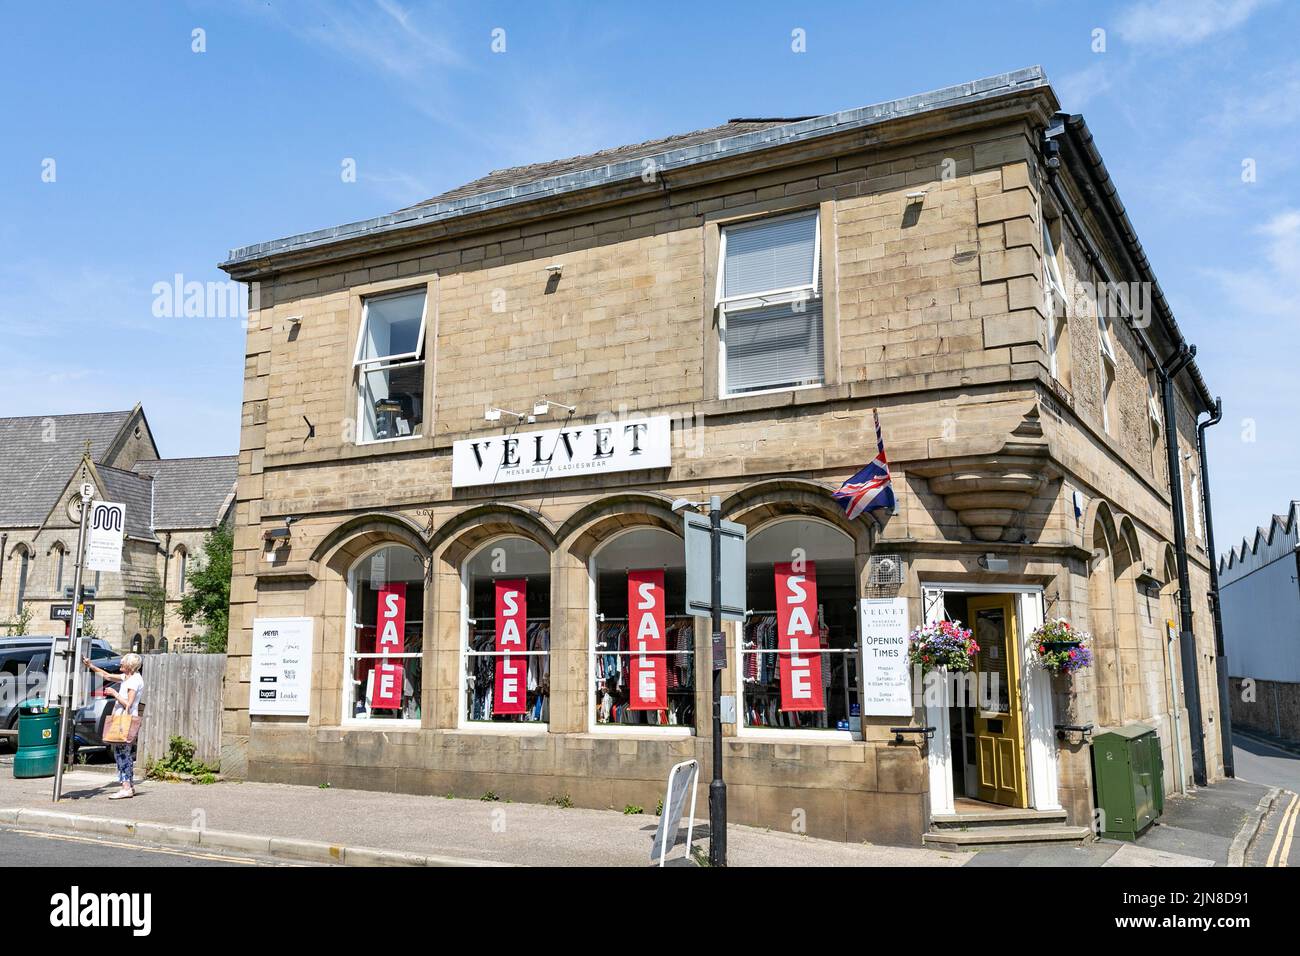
[1, 0, 1296, 553]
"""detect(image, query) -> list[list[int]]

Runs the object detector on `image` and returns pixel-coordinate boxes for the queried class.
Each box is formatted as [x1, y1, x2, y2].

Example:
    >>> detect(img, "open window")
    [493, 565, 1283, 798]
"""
[1097, 295, 1119, 434]
[1042, 218, 1071, 389]
[716, 211, 824, 396]
[353, 289, 428, 443]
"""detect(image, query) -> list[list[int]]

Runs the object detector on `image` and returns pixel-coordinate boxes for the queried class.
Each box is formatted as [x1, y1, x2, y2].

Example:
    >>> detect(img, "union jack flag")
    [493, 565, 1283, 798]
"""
[832, 409, 895, 520]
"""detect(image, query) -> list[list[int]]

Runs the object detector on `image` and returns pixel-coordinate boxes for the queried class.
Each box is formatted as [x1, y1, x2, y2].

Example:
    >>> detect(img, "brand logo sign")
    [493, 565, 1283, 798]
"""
[249, 618, 314, 716]
[452, 416, 671, 488]
[84, 501, 126, 573]
[494, 580, 528, 714]
[628, 569, 667, 710]
[775, 561, 824, 712]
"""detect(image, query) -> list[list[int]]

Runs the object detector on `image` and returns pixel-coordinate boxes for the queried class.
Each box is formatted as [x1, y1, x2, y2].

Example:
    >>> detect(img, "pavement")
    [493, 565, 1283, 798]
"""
[0, 761, 962, 867]
[0, 733, 1290, 867]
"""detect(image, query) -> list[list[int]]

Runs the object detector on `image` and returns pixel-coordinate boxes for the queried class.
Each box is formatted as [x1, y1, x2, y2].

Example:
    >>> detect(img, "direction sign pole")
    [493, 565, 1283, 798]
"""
[708, 495, 728, 867]
[53, 482, 93, 802]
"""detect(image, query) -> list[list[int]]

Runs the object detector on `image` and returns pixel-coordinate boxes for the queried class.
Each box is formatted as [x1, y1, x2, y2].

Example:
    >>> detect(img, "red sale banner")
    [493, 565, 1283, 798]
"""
[369, 582, 406, 709]
[775, 561, 824, 711]
[376, 583, 406, 654]
[494, 579, 528, 715]
[628, 569, 666, 710]
[371, 658, 404, 710]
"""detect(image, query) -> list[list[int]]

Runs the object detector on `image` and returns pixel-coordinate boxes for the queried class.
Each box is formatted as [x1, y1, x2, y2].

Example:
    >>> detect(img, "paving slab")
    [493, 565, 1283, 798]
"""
[0, 768, 959, 868]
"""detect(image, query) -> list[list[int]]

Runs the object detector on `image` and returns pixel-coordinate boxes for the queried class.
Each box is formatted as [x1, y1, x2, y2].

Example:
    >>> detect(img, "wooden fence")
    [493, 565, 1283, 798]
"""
[137, 653, 225, 769]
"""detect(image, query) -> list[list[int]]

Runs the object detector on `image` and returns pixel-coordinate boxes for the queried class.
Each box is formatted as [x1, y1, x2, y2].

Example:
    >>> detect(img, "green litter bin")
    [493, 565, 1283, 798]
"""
[14, 703, 61, 779]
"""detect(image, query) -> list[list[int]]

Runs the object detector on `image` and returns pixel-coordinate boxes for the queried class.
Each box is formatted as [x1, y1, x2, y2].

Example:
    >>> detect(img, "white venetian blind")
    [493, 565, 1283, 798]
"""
[721, 212, 824, 394]
[723, 213, 818, 299]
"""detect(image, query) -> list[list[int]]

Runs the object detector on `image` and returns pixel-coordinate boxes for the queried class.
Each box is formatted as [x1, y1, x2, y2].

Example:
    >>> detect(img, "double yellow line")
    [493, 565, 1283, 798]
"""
[1266, 791, 1300, 867]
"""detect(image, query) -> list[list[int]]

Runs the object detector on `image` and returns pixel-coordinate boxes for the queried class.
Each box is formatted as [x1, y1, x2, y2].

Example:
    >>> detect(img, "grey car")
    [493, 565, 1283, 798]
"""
[0, 638, 117, 749]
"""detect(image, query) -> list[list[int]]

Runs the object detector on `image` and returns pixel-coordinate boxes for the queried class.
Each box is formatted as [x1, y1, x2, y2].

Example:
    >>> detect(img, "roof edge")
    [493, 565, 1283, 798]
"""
[220, 66, 1050, 272]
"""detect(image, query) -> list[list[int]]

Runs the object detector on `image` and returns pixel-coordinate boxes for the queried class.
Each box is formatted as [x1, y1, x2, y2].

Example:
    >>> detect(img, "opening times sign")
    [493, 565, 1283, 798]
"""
[494, 579, 528, 715]
[859, 597, 913, 716]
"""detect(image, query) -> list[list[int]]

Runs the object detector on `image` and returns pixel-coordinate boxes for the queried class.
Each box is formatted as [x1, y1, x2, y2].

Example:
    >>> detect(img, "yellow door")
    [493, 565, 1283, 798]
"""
[968, 595, 1028, 808]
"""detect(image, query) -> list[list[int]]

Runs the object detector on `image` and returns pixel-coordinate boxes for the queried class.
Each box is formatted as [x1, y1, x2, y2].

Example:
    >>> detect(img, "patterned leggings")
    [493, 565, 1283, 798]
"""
[112, 744, 135, 785]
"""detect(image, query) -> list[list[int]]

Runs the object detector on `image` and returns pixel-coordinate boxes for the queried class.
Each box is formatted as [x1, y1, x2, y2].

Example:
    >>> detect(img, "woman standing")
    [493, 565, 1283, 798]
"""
[83, 653, 145, 800]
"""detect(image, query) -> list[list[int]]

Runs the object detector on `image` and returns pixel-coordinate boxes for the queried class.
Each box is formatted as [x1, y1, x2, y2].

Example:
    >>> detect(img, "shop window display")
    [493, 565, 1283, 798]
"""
[741, 519, 859, 734]
[590, 528, 695, 730]
[463, 536, 550, 724]
[347, 545, 424, 721]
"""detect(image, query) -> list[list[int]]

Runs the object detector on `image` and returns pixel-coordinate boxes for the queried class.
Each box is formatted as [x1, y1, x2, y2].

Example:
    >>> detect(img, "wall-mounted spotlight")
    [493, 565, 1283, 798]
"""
[977, 553, 1010, 573]
[545, 263, 564, 276]
[532, 398, 576, 417]
[485, 406, 527, 423]
[286, 314, 303, 326]
[905, 190, 927, 202]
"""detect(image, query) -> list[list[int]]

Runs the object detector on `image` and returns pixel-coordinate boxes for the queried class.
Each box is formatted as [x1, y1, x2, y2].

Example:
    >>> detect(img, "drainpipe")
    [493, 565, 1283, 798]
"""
[160, 532, 171, 651]
[1161, 344, 1208, 786]
[1197, 399, 1234, 777]
[0, 533, 7, 606]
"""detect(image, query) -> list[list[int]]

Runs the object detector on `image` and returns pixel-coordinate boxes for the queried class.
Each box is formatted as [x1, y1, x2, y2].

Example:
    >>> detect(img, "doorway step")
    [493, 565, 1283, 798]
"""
[922, 808, 1093, 849]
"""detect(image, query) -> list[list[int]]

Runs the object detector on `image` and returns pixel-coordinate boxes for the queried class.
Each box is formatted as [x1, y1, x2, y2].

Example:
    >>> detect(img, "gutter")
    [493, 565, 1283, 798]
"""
[1198, 398, 1234, 776]
[220, 66, 1051, 273]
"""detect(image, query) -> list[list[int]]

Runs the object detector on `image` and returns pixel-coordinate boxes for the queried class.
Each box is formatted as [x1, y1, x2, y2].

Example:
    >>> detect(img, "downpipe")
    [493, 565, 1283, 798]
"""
[1197, 398, 1234, 777]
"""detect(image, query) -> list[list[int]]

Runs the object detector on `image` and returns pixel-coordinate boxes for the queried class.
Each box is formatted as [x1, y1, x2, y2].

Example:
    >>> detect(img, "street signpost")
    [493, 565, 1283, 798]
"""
[53, 480, 101, 802]
[679, 496, 746, 867]
[651, 758, 700, 866]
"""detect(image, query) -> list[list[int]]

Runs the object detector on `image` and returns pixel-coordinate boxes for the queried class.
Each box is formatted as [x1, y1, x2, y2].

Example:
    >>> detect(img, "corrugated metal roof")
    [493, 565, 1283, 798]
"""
[1219, 501, 1300, 584]
[0, 410, 134, 526]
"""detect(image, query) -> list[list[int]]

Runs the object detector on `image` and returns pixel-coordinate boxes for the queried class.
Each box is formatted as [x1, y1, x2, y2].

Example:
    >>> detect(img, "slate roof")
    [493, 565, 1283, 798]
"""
[98, 465, 158, 541]
[399, 119, 799, 209]
[131, 456, 237, 530]
[0, 410, 133, 526]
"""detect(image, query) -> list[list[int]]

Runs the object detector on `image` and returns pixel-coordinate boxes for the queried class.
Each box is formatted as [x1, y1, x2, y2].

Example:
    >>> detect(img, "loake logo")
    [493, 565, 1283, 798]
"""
[50, 886, 151, 936]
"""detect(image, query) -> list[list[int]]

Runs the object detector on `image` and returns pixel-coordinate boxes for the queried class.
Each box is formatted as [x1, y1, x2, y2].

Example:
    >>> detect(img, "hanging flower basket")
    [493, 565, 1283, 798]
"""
[1030, 619, 1093, 676]
[907, 620, 979, 673]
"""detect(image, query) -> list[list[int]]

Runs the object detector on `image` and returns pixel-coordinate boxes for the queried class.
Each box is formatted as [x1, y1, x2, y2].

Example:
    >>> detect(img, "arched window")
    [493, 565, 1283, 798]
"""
[590, 528, 694, 731]
[176, 549, 188, 596]
[347, 545, 424, 722]
[53, 544, 66, 596]
[739, 518, 859, 736]
[15, 547, 31, 613]
[462, 536, 550, 726]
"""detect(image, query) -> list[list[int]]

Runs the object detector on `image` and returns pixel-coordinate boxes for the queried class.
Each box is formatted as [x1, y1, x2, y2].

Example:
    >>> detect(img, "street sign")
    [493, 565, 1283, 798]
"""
[683, 512, 746, 621]
[84, 501, 126, 573]
[49, 604, 94, 622]
[651, 758, 700, 866]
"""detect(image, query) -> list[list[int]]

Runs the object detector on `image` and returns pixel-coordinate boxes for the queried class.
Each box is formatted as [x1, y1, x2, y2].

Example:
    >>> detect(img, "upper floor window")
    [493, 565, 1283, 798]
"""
[1098, 302, 1118, 434]
[15, 548, 31, 613]
[717, 211, 824, 396]
[1042, 219, 1071, 389]
[353, 289, 427, 443]
[1147, 364, 1162, 472]
[176, 550, 187, 596]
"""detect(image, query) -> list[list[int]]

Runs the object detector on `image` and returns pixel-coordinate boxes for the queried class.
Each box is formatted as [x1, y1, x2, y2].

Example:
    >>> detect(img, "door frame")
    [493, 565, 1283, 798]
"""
[920, 582, 1060, 815]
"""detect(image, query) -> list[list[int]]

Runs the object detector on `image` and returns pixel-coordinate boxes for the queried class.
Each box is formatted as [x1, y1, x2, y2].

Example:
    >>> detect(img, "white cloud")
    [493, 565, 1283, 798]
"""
[1117, 0, 1271, 47]
[1207, 209, 1300, 314]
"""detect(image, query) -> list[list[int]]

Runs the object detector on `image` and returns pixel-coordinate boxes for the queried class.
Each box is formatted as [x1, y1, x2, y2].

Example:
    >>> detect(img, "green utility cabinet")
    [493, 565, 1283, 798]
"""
[1091, 723, 1165, 841]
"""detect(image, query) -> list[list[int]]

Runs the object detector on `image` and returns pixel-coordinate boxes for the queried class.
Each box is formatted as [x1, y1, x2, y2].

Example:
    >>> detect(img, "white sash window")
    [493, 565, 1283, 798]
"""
[717, 211, 824, 396]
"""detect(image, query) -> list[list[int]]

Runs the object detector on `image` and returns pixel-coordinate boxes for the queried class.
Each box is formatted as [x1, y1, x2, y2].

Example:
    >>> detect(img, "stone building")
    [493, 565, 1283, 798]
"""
[217, 67, 1224, 844]
[0, 405, 236, 652]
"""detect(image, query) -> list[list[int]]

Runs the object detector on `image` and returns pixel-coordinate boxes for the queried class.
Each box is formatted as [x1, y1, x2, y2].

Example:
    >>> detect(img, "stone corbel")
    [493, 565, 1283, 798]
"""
[911, 409, 1056, 543]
